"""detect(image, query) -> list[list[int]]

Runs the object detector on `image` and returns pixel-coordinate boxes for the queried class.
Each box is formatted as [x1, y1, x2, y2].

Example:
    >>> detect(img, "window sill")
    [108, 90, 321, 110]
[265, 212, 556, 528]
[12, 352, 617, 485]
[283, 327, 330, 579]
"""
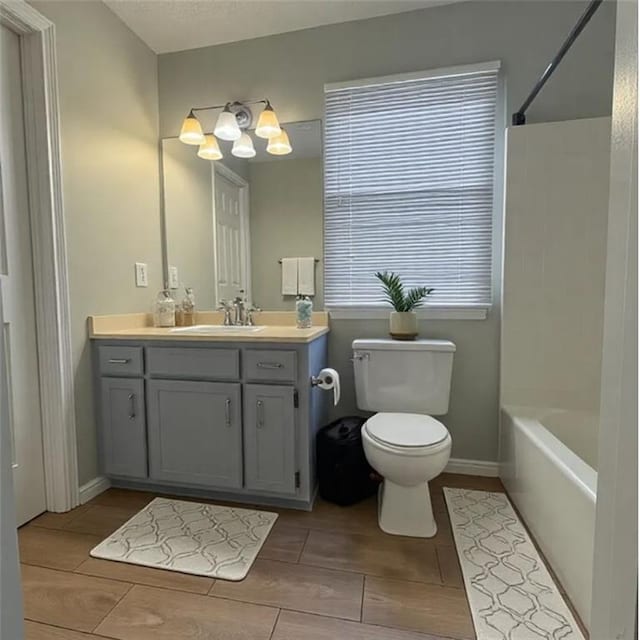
[326, 306, 490, 321]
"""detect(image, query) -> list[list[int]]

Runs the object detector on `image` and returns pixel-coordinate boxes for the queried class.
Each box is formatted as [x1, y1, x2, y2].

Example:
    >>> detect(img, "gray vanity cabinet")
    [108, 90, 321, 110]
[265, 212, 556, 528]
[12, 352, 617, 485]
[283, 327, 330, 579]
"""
[93, 334, 329, 510]
[100, 377, 147, 479]
[243, 384, 297, 495]
[146, 380, 242, 489]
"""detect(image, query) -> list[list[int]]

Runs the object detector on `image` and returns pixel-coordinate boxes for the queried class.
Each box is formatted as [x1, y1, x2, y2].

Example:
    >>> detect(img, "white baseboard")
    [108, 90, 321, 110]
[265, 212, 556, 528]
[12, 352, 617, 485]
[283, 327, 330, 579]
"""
[79, 476, 111, 504]
[445, 458, 500, 477]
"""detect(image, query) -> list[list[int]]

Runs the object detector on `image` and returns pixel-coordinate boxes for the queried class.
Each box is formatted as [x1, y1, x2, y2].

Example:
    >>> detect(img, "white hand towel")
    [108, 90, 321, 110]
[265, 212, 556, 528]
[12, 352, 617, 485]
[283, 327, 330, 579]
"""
[298, 257, 316, 296]
[281, 258, 298, 295]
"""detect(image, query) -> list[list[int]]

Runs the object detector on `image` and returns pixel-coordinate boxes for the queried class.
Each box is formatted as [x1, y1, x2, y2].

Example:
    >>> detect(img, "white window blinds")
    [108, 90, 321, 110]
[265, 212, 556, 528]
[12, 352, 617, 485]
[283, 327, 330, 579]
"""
[324, 62, 500, 308]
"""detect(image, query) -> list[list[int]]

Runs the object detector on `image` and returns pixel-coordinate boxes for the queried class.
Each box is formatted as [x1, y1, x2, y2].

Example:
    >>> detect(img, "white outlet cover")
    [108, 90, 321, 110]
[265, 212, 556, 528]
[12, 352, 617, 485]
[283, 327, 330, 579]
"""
[168, 265, 179, 289]
[135, 262, 148, 287]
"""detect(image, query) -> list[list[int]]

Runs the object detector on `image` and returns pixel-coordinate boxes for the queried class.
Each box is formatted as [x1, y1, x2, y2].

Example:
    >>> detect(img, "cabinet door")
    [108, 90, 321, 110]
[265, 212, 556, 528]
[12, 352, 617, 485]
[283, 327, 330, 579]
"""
[147, 380, 242, 489]
[244, 384, 297, 495]
[100, 378, 147, 478]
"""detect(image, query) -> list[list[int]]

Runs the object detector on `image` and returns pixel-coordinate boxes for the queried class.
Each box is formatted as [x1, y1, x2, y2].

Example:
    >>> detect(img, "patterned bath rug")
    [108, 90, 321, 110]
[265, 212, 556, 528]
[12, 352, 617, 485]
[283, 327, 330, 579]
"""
[444, 488, 585, 640]
[90, 497, 277, 581]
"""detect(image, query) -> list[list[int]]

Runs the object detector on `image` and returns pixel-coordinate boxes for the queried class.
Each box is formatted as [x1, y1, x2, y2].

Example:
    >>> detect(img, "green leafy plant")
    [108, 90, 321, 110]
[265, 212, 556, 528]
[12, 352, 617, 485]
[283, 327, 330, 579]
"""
[374, 271, 434, 312]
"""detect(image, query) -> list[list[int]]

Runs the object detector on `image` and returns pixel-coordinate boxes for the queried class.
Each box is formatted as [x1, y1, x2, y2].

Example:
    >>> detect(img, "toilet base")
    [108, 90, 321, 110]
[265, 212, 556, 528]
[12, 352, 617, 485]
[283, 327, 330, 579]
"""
[377, 480, 437, 538]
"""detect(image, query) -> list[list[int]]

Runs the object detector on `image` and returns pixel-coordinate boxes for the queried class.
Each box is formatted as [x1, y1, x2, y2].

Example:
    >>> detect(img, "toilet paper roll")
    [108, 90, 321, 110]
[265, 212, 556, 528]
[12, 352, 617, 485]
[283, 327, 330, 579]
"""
[316, 367, 341, 406]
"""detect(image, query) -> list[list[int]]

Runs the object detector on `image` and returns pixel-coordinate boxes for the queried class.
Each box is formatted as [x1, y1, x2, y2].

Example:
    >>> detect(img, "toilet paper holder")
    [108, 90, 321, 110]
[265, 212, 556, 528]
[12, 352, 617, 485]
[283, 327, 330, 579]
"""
[310, 372, 333, 387]
[310, 367, 341, 405]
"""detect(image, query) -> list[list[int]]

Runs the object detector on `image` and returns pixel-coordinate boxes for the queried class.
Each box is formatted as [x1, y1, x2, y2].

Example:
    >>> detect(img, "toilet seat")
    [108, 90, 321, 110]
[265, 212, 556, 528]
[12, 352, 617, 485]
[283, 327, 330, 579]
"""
[364, 413, 449, 450]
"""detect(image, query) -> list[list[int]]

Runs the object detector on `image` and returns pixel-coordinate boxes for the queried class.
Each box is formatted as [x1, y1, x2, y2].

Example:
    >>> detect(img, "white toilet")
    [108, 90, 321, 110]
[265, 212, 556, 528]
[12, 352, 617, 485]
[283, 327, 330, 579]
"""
[353, 338, 456, 538]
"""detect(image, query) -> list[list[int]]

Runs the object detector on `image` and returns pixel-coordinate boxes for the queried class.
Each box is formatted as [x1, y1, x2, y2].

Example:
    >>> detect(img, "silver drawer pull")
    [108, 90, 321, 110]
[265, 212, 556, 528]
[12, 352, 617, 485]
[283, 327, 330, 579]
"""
[257, 362, 284, 369]
[128, 393, 136, 420]
[257, 400, 264, 428]
[225, 398, 231, 427]
[109, 358, 130, 364]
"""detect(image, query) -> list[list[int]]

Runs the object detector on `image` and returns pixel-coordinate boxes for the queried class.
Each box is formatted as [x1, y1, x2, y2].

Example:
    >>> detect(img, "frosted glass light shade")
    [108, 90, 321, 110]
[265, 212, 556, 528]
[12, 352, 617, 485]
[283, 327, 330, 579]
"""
[214, 106, 242, 141]
[197, 135, 223, 160]
[232, 133, 256, 158]
[179, 111, 205, 145]
[266, 129, 292, 155]
[255, 103, 281, 139]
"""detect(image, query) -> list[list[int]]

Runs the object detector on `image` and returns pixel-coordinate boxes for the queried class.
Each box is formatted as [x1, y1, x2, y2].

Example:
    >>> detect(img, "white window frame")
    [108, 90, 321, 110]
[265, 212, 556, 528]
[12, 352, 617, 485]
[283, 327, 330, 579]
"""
[323, 61, 504, 321]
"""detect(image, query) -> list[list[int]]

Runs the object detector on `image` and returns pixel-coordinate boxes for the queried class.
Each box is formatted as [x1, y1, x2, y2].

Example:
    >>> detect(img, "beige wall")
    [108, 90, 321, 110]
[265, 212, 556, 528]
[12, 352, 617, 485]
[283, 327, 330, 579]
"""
[31, 0, 162, 485]
[158, 1, 615, 462]
[502, 118, 611, 413]
[249, 158, 323, 310]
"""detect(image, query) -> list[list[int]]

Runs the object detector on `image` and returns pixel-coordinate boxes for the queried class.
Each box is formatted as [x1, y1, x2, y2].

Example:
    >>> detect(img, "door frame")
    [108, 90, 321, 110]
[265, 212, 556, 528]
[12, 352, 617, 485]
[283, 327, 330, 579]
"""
[212, 162, 251, 306]
[0, 1, 78, 512]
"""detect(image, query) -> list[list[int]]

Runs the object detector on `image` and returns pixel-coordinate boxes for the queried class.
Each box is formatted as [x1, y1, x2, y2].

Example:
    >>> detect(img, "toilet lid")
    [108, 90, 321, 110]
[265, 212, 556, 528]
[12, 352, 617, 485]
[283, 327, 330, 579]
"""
[365, 413, 449, 448]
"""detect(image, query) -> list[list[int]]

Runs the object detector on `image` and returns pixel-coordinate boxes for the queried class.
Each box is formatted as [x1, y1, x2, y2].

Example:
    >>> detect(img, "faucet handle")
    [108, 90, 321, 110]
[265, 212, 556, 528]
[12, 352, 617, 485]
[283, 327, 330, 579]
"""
[246, 304, 261, 326]
[217, 300, 233, 325]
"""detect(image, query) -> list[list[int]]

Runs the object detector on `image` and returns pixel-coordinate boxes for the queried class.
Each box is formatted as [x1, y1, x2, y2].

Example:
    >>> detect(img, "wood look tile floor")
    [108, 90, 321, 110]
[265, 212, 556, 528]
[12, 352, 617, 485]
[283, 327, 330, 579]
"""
[19, 474, 581, 640]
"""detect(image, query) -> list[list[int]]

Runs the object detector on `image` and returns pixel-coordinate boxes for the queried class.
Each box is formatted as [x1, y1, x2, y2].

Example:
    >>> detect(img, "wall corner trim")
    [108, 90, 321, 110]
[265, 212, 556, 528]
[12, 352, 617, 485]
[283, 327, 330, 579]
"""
[79, 477, 111, 505]
[445, 458, 500, 477]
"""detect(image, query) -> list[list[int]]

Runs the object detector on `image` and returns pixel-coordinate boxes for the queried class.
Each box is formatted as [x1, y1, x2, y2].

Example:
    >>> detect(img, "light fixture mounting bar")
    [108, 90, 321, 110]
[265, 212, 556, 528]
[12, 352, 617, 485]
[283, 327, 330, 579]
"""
[190, 99, 269, 114]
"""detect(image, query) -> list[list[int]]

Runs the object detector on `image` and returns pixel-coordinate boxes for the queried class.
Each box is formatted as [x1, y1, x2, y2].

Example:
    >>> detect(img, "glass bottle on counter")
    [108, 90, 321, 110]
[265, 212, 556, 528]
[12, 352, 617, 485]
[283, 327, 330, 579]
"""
[154, 289, 176, 327]
[296, 295, 313, 329]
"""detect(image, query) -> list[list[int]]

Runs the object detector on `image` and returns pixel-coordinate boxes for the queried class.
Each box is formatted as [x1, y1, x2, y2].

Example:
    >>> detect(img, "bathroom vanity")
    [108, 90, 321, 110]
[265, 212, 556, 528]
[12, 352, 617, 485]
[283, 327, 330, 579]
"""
[90, 313, 329, 510]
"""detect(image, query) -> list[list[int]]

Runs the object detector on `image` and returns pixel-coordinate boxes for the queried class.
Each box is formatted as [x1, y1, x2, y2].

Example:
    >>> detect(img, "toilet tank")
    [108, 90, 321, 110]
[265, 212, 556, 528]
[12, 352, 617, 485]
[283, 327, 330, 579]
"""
[352, 339, 455, 415]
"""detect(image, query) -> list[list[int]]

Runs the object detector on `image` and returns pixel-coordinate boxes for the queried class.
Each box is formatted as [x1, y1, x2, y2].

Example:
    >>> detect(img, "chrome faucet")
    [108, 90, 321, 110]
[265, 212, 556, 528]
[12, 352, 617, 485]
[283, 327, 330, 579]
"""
[232, 293, 246, 326]
[219, 291, 260, 326]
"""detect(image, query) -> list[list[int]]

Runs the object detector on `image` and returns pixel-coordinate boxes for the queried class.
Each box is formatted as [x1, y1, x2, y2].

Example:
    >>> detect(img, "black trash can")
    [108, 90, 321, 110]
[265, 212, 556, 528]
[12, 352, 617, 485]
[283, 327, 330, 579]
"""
[316, 416, 379, 506]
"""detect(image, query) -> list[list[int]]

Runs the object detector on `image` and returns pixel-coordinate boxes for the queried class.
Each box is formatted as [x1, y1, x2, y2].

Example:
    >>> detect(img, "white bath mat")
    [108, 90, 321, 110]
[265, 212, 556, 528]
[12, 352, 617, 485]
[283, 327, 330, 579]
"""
[444, 488, 585, 640]
[90, 497, 277, 581]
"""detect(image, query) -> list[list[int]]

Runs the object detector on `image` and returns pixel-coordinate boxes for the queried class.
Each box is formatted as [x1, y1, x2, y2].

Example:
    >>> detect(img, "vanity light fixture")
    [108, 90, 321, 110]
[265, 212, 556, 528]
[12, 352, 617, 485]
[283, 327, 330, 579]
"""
[255, 101, 281, 139]
[179, 110, 205, 145]
[197, 135, 223, 160]
[232, 132, 256, 158]
[266, 128, 292, 156]
[178, 99, 292, 160]
[214, 103, 242, 141]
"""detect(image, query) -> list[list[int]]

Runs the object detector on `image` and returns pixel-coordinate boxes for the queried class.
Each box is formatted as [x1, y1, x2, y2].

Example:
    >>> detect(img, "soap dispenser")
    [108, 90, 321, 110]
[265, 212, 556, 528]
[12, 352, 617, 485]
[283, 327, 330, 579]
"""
[181, 287, 196, 326]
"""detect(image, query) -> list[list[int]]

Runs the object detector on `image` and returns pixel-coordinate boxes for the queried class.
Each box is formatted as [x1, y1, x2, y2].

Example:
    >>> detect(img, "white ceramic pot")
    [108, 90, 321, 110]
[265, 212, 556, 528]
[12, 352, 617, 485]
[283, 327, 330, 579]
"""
[389, 311, 418, 340]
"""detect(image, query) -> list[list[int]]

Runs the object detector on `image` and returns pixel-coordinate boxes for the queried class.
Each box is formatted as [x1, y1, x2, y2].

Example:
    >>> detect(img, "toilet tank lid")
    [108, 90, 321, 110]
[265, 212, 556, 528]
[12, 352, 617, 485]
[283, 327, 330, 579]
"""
[352, 338, 456, 352]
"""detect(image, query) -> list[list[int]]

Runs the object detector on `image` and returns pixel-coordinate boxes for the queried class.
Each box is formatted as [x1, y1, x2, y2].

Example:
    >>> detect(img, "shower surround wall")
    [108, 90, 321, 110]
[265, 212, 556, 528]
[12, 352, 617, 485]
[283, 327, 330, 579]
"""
[500, 117, 611, 628]
[502, 117, 611, 427]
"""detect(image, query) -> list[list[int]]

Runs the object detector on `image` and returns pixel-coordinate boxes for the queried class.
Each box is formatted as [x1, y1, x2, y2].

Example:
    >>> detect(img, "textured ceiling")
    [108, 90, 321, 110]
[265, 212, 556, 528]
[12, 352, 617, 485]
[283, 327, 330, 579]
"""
[104, 0, 456, 54]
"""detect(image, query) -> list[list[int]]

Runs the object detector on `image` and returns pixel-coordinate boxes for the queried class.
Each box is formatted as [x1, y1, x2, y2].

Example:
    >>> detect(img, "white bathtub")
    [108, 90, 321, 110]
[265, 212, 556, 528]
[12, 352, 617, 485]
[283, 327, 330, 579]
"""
[500, 406, 597, 630]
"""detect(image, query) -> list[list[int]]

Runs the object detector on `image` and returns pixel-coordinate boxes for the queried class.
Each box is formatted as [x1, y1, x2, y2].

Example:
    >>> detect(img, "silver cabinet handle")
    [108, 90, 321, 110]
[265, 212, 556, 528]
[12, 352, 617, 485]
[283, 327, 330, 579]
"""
[256, 400, 264, 429]
[225, 398, 231, 427]
[257, 362, 284, 369]
[128, 393, 136, 420]
[109, 358, 130, 364]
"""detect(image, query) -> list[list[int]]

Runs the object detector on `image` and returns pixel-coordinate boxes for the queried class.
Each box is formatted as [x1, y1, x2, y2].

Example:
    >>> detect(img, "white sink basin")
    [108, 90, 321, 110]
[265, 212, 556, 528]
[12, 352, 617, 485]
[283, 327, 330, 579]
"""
[170, 325, 266, 334]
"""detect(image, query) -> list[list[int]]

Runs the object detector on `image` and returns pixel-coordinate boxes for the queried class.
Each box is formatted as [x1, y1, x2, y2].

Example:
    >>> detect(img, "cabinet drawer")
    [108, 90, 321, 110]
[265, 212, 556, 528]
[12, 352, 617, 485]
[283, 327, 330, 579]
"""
[98, 346, 143, 377]
[147, 347, 239, 380]
[244, 350, 297, 382]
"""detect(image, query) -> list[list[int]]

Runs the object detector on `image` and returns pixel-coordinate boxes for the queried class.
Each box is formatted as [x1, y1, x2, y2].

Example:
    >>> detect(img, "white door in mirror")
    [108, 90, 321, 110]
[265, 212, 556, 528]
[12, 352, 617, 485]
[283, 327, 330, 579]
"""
[214, 170, 248, 303]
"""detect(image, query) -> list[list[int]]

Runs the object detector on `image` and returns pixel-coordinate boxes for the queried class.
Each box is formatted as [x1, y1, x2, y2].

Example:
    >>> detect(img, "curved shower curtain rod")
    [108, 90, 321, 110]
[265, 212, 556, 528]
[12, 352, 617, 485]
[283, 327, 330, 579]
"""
[512, 0, 604, 126]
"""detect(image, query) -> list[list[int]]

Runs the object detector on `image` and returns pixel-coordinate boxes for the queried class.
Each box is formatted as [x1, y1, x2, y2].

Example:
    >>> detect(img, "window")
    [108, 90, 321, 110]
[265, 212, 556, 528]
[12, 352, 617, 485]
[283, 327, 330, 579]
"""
[324, 62, 500, 315]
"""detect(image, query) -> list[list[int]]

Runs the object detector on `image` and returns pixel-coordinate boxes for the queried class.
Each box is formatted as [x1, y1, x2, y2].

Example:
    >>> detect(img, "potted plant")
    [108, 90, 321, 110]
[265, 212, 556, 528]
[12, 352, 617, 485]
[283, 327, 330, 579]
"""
[375, 271, 434, 340]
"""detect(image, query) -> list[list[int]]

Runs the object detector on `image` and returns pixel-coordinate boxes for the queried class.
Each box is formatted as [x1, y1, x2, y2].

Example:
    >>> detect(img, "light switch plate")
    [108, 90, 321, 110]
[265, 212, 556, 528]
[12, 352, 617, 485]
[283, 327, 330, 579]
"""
[168, 265, 179, 289]
[135, 262, 148, 287]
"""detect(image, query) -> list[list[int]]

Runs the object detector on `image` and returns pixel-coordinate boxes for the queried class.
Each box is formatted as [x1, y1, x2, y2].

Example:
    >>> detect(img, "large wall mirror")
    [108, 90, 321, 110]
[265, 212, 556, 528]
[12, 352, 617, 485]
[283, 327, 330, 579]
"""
[161, 120, 323, 311]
